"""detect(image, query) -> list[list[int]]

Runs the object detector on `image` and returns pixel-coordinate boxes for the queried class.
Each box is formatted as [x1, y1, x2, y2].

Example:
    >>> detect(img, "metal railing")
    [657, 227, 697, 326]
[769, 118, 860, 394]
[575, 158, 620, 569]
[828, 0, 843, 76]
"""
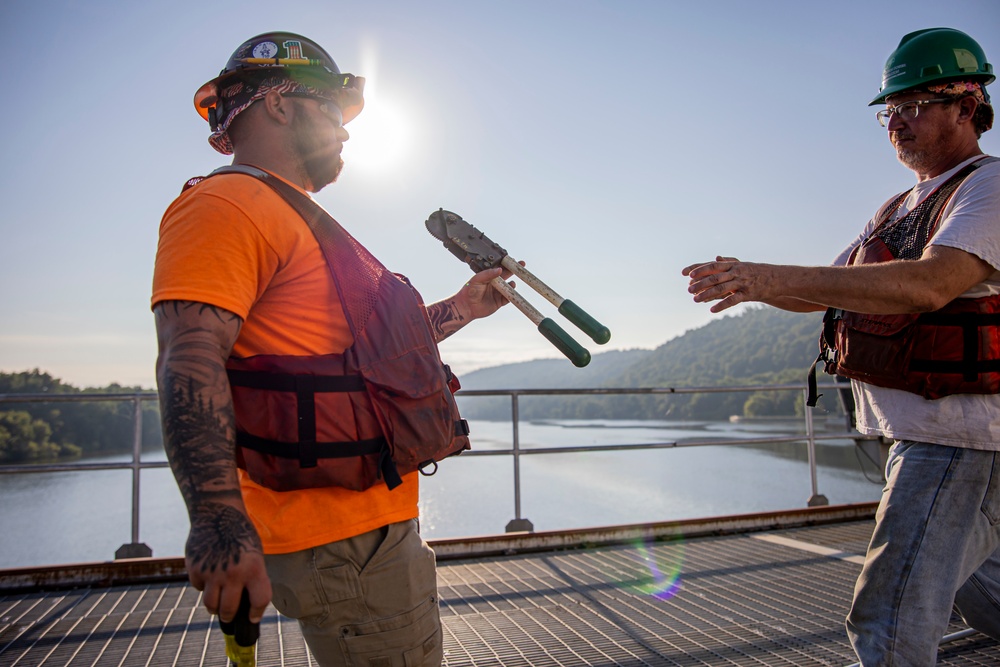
[456, 383, 875, 532]
[0, 383, 875, 558]
[0, 391, 163, 558]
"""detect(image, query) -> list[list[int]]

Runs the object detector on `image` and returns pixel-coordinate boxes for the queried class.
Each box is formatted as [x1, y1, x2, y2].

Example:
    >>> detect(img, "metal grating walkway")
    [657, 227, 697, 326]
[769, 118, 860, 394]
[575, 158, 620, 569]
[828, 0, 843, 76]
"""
[2, 520, 998, 666]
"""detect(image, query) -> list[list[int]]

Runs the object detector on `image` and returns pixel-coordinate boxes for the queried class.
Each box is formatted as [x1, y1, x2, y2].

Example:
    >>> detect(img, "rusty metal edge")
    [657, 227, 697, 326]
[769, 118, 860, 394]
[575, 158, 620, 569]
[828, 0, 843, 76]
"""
[0, 503, 877, 593]
[0, 557, 188, 594]
[430, 501, 879, 560]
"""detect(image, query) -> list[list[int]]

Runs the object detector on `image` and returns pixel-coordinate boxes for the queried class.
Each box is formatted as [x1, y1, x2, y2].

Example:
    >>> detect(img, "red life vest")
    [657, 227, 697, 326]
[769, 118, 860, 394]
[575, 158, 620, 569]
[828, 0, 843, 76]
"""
[812, 157, 1000, 402]
[192, 166, 470, 492]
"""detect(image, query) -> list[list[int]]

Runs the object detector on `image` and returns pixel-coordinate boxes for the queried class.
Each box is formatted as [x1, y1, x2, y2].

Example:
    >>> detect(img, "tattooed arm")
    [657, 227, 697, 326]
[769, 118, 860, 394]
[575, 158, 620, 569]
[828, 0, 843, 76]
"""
[426, 266, 514, 342]
[154, 300, 271, 624]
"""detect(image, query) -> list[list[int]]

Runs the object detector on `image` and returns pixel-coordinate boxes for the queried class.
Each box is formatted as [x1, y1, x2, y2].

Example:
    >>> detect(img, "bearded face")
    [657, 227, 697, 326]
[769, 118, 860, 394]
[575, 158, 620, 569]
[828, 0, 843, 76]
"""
[883, 95, 962, 178]
[290, 99, 345, 192]
[891, 123, 954, 174]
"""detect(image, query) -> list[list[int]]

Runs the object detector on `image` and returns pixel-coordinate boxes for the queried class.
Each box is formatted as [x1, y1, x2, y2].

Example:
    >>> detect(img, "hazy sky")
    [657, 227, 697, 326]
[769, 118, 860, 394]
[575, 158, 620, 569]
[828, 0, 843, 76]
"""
[1, 0, 998, 389]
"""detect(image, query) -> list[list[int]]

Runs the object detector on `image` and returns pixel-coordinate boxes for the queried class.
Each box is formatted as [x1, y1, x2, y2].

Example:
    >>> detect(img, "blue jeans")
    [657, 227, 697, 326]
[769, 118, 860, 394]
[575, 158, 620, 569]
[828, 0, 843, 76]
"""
[846, 440, 1000, 665]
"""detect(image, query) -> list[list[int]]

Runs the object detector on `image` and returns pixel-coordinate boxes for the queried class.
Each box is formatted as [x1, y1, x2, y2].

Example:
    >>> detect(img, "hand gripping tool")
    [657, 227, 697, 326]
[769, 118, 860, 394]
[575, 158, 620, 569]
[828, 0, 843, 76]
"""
[219, 590, 258, 667]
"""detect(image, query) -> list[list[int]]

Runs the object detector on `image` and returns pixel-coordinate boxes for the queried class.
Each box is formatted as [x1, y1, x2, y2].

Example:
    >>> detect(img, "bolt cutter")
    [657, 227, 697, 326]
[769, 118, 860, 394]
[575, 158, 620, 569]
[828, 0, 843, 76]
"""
[425, 209, 610, 367]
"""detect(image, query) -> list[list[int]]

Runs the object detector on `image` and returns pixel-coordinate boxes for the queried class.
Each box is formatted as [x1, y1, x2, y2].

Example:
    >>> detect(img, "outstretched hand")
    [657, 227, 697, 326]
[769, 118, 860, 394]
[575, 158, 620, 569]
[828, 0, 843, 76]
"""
[682, 255, 766, 313]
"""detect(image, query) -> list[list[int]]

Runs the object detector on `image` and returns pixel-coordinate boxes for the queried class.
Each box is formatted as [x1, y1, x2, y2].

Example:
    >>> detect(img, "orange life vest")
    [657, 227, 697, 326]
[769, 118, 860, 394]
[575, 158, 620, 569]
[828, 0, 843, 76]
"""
[810, 157, 1000, 403]
[193, 166, 470, 492]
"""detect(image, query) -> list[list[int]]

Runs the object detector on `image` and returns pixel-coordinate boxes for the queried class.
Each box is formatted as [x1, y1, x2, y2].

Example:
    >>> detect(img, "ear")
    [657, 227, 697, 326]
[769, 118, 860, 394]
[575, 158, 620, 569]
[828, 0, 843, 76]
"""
[956, 95, 979, 124]
[261, 89, 293, 126]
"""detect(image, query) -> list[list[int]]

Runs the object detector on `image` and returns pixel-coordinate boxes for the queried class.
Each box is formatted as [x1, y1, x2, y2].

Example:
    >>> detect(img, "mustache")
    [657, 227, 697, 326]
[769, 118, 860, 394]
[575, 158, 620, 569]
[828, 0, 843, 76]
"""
[890, 131, 915, 143]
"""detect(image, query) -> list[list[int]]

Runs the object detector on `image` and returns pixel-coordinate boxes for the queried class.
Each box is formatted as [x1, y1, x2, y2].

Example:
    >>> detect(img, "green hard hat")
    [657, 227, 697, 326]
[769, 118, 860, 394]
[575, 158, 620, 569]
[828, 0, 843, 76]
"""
[870, 27, 995, 105]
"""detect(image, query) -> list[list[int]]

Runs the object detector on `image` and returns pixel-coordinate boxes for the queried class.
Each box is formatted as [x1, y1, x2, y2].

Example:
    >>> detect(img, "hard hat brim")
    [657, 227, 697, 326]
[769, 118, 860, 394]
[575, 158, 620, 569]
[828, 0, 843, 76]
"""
[192, 73, 366, 124]
[194, 79, 218, 121]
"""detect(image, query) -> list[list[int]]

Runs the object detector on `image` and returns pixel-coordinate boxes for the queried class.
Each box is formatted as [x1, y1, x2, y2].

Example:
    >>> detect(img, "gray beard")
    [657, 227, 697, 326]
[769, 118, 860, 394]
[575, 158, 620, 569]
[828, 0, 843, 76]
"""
[895, 146, 932, 172]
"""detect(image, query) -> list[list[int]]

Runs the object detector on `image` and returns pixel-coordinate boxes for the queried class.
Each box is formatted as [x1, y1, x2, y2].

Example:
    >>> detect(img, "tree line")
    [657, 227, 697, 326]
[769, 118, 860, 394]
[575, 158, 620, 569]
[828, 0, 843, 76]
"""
[456, 306, 847, 421]
[0, 370, 161, 463]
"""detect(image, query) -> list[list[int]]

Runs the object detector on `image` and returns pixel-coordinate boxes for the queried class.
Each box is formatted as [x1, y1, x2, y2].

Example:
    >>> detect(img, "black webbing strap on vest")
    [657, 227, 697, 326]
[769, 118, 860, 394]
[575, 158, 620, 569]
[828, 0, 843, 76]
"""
[227, 369, 366, 393]
[235, 432, 388, 464]
[806, 307, 842, 407]
[908, 311, 1000, 381]
[228, 368, 389, 470]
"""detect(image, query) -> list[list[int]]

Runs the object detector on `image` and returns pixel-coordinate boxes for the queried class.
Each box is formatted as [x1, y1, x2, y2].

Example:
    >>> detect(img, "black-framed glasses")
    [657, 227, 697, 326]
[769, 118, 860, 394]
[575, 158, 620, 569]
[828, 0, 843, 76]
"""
[876, 98, 953, 127]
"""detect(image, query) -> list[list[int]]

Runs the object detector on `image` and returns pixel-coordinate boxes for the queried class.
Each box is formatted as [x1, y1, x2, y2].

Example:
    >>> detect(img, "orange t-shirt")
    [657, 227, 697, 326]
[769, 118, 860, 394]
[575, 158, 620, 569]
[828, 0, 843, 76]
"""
[151, 170, 419, 554]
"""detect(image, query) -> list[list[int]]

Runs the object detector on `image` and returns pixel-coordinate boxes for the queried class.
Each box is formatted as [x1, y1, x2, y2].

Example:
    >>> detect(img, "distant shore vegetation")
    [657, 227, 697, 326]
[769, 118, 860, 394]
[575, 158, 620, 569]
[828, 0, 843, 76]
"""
[0, 370, 160, 463]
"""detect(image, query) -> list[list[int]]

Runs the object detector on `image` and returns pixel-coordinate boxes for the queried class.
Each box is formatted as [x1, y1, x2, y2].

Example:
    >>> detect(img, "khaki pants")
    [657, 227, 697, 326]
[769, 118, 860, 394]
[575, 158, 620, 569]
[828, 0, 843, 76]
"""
[265, 519, 442, 667]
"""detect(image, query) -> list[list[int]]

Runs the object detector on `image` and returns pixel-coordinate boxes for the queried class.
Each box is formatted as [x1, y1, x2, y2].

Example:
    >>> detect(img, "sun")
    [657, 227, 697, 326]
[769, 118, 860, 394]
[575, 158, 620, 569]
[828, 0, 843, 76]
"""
[344, 95, 410, 173]
[342, 46, 412, 174]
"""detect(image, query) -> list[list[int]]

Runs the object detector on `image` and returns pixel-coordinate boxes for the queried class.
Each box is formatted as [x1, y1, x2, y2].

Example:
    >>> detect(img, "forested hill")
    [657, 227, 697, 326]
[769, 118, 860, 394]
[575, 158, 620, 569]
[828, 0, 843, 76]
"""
[456, 306, 837, 421]
[612, 306, 824, 388]
[458, 348, 655, 391]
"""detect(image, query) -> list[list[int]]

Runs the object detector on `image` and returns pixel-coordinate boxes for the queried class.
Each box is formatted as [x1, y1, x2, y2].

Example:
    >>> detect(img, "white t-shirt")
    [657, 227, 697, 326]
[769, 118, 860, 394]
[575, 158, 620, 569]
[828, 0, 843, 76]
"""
[833, 156, 1000, 450]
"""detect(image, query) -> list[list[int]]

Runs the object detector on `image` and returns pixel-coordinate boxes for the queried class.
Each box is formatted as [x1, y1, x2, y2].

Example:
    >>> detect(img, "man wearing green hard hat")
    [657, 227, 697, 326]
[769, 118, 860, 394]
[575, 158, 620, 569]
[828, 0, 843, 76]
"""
[685, 27, 999, 664]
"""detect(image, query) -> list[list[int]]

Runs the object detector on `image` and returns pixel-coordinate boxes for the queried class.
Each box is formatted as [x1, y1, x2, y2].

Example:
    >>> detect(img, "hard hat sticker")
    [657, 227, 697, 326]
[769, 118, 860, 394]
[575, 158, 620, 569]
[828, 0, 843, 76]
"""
[283, 41, 304, 60]
[883, 63, 906, 82]
[252, 42, 278, 59]
[954, 49, 979, 72]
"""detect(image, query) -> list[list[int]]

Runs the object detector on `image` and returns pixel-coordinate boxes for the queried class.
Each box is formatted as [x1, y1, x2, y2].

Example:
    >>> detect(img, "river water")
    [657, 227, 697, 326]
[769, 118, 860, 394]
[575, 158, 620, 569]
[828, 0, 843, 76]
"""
[0, 418, 884, 569]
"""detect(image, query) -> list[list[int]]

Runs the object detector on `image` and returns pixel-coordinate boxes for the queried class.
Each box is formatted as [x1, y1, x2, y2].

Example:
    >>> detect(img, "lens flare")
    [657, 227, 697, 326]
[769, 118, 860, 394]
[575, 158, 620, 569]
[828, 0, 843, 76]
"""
[623, 537, 684, 600]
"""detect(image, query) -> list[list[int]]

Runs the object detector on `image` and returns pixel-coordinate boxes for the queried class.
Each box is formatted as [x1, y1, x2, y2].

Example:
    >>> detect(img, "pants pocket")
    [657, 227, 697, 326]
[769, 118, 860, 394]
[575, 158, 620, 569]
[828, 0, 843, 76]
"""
[340, 594, 442, 667]
[267, 554, 362, 627]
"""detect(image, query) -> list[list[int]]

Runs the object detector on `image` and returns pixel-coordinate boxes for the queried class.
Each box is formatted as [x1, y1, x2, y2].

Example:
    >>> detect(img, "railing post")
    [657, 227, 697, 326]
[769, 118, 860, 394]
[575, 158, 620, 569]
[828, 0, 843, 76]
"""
[804, 390, 829, 507]
[115, 395, 153, 559]
[505, 392, 533, 532]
